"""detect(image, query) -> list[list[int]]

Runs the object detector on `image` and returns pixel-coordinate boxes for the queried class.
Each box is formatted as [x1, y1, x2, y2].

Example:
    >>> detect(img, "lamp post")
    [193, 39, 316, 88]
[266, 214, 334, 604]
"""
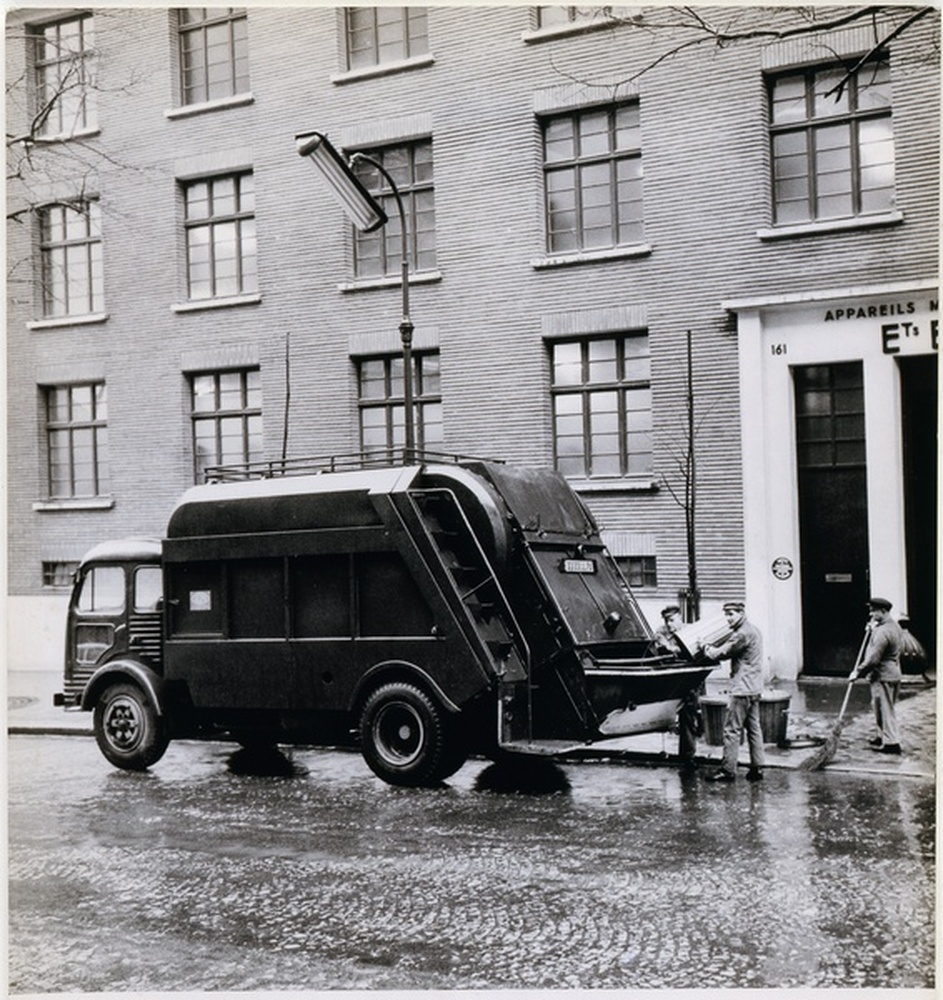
[296, 131, 416, 461]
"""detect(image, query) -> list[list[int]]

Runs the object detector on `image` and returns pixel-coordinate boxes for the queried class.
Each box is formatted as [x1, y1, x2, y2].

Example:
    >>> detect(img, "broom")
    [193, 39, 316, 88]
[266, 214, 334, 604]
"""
[799, 627, 871, 772]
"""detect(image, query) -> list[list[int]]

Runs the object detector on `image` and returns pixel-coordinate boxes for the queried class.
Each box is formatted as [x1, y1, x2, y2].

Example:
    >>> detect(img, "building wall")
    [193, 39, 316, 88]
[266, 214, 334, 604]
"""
[6, 7, 939, 677]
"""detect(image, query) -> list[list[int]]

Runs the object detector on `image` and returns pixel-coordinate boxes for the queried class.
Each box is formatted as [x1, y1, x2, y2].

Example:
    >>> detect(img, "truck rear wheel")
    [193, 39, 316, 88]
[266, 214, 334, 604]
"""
[359, 682, 465, 786]
[94, 682, 169, 771]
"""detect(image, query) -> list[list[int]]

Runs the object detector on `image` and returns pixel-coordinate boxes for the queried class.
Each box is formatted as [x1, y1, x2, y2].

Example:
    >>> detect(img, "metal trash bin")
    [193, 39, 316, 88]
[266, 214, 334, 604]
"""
[700, 691, 791, 746]
[699, 696, 729, 746]
[759, 689, 791, 747]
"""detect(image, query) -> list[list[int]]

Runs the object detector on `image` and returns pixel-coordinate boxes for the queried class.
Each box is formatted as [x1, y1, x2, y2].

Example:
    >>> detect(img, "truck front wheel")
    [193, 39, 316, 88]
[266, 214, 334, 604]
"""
[359, 682, 464, 786]
[94, 682, 169, 771]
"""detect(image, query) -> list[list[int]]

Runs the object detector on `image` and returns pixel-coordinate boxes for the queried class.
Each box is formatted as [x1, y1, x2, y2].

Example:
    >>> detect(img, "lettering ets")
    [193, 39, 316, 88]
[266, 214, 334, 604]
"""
[56, 456, 712, 786]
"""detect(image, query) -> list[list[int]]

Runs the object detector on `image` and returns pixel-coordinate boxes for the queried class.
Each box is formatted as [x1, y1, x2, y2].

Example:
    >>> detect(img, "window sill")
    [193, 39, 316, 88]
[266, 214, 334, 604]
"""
[339, 270, 442, 293]
[165, 93, 255, 120]
[568, 477, 658, 494]
[33, 498, 114, 512]
[521, 16, 628, 43]
[28, 313, 108, 331]
[172, 293, 262, 313]
[757, 211, 904, 240]
[31, 126, 101, 145]
[532, 244, 652, 269]
[331, 54, 435, 85]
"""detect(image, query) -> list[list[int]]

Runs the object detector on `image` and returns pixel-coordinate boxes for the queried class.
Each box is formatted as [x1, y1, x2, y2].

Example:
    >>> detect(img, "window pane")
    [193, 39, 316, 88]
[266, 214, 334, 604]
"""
[552, 342, 582, 386]
[772, 74, 807, 124]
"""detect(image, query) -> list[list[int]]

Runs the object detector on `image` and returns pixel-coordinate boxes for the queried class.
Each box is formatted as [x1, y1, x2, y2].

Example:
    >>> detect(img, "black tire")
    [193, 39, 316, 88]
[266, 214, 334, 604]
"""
[359, 681, 462, 786]
[93, 682, 169, 771]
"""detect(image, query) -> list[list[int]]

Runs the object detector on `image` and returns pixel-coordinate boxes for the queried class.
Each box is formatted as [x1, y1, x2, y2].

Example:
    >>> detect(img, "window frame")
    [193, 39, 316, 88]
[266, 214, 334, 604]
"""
[190, 368, 263, 482]
[183, 171, 258, 301]
[45, 382, 109, 500]
[349, 140, 436, 278]
[768, 56, 895, 226]
[541, 102, 644, 255]
[42, 560, 80, 589]
[357, 350, 442, 459]
[177, 8, 249, 106]
[30, 12, 96, 138]
[38, 199, 104, 319]
[550, 333, 653, 480]
[344, 7, 428, 71]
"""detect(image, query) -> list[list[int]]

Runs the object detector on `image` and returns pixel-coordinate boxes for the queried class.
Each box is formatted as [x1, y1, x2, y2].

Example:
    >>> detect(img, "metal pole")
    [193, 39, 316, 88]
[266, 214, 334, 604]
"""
[350, 153, 415, 461]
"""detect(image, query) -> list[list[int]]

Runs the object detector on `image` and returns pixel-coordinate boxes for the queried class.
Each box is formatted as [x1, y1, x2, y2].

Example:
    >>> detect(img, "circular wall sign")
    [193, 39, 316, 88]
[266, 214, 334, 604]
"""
[771, 557, 794, 580]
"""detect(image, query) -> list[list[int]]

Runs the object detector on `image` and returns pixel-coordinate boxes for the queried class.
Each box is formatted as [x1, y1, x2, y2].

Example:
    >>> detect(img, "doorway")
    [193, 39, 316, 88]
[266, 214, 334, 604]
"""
[899, 354, 938, 666]
[794, 362, 870, 675]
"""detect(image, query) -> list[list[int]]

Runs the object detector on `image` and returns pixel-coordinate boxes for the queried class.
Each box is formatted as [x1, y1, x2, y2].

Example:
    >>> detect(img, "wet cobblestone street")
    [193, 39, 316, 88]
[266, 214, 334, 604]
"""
[7, 733, 935, 993]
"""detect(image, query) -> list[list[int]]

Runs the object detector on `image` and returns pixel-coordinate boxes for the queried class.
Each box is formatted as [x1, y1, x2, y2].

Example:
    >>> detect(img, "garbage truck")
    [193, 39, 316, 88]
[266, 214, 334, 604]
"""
[56, 456, 712, 786]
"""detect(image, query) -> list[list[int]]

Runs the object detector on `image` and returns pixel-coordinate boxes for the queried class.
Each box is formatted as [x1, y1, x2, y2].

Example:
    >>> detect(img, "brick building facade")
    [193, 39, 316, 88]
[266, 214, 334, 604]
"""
[6, 6, 939, 677]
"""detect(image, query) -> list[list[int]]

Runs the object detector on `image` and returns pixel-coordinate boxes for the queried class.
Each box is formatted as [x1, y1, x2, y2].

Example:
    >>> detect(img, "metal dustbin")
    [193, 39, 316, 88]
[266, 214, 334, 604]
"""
[699, 695, 730, 746]
[759, 689, 791, 747]
[699, 690, 791, 746]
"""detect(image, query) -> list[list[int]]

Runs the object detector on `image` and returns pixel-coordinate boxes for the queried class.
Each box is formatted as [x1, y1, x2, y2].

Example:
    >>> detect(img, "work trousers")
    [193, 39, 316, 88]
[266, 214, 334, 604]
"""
[722, 694, 765, 774]
[870, 679, 901, 746]
[678, 686, 703, 762]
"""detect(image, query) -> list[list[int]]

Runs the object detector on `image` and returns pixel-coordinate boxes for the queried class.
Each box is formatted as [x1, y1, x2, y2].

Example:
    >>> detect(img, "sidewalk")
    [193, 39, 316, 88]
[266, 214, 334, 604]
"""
[6, 668, 937, 779]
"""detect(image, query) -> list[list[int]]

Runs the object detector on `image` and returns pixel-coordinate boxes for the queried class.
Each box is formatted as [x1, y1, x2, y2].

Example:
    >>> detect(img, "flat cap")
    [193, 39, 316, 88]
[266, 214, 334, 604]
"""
[722, 600, 745, 612]
[868, 597, 893, 611]
[660, 605, 681, 618]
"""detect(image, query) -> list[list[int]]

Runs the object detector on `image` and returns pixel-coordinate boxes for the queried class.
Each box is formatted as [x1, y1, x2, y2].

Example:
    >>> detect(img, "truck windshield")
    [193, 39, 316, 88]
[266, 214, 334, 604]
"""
[76, 566, 125, 615]
[530, 547, 649, 644]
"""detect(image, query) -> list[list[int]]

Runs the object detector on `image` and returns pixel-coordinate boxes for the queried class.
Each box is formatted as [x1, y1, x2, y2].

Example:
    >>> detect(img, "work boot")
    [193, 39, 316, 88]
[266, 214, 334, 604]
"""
[746, 768, 763, 782]
[679, 760, 697, 775]
[706, 768, 735, 783]
[868, 737, 883, 748]
[876, 744, 902, 755]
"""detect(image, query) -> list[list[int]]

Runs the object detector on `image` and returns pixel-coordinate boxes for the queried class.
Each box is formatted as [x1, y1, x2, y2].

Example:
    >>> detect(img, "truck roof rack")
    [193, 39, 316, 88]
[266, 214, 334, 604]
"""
[204, 450, 504, 483]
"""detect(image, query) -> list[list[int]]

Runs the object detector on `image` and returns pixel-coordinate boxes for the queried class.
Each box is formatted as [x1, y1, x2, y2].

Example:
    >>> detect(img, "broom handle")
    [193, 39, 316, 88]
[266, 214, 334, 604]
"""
[837, 627, 872, 724]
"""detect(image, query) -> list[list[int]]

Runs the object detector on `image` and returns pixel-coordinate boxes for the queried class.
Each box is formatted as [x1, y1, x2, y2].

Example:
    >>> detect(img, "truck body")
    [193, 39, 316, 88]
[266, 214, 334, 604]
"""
[57, 458, 712, 785]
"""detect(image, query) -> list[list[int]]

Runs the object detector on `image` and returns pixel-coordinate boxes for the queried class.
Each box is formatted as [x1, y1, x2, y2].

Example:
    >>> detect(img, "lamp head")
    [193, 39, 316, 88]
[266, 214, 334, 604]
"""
[295, 131, 387, 233]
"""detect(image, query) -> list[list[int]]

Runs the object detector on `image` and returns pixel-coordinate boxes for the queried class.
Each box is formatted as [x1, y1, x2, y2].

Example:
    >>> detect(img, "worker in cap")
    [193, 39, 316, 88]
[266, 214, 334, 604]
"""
[702, 600, 765, 783]
[652, 604, 703, 773]
[653, 605, 683, 655]
[851, 597, 903, 754]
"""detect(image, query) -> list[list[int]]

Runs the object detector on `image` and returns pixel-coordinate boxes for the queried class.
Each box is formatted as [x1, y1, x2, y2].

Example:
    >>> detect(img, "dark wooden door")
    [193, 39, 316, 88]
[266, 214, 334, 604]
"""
[900, 354, 938, 665]
[794, 363, 870, 675]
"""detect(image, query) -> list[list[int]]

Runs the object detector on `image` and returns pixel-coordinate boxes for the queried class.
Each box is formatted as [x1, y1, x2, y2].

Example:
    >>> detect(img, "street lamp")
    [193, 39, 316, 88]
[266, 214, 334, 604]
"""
[296, 130, 417, 461]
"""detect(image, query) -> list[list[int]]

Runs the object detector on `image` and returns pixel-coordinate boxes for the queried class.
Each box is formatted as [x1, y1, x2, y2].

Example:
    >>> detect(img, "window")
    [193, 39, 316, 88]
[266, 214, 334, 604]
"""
[178, 8, 249, 105]
[344, 7, 428, 70]
[77, 566, 124, 614]
[350, 141, 435, 278]
[616, 556, 657, 589]
[769, 58, 895, 224]
[39, 200, 103, 318]
[134, 567, 163, 612]
[184, 172, 257, 300]
[551, 335, 652, 478]
[535, 7, 621, 29]
[42, 560, 79, 588]
[795, 363, 866, 468]
[543, 104, 643, 254]
[45, 383, 109, 498]
[190, 369, 263, 481]
[32, 13, 96, 137]
[358, 352, 442, 458]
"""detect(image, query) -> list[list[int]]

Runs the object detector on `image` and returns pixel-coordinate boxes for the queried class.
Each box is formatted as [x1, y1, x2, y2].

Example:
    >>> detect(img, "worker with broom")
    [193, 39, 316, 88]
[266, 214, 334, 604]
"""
[850, 597, 904, 755]
[702, 600, 766, 783]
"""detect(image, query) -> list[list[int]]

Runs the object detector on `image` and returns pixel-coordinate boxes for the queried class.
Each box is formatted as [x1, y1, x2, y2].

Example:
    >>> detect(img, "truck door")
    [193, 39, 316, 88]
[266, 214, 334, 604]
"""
[72, 564, 128, 669]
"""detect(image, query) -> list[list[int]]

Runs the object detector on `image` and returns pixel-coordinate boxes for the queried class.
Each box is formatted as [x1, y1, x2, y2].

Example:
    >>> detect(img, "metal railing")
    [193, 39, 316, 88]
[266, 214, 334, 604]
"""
[203, 449, 503, 483]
